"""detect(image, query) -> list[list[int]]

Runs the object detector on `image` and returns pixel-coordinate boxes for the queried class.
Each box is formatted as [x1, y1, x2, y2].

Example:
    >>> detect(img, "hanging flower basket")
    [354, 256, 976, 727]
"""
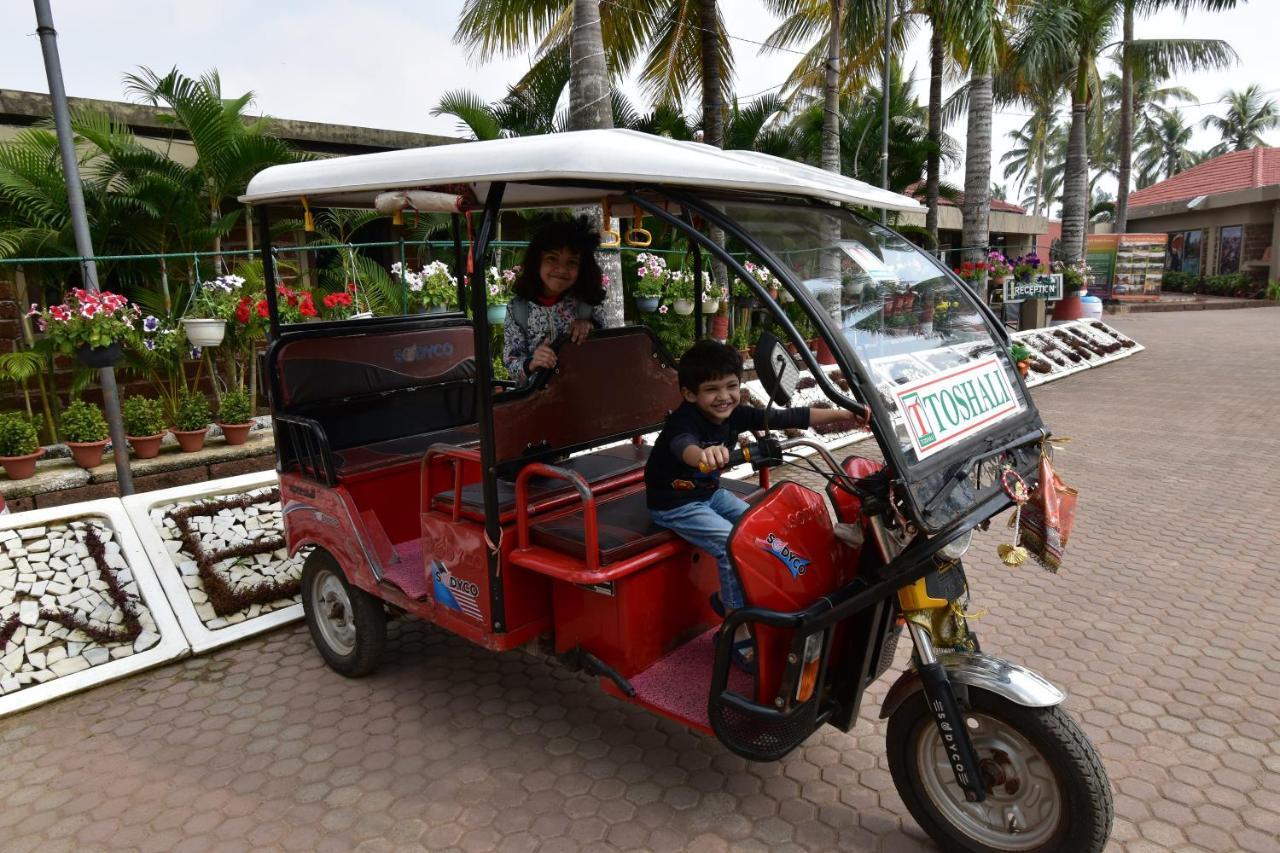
[182, 318, 226, 347]
[635, 296, 660, 313]
[76, 342, 122, 368]
[701, 299, 720, 315]
[672, 299, 695, 315]
[486, 304, 508, 325]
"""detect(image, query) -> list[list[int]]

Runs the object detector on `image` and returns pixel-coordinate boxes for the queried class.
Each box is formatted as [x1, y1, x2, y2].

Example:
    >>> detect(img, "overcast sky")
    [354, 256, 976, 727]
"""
[3, 0, 1277, 206]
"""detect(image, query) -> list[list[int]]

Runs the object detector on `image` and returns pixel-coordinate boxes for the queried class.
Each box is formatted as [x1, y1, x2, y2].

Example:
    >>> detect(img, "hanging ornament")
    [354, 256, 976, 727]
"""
[997, 467, 1031, 567]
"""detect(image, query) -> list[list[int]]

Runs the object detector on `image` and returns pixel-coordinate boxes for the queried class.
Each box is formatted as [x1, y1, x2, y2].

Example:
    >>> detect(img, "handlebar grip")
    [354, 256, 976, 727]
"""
[698, 443, 758, 473]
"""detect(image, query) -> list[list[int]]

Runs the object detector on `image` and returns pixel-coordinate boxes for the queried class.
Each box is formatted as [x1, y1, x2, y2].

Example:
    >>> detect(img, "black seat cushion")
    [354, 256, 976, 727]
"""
[332, 426, 480, 475]
[530, 478, 762, 565]
[434, 443, 651, 516]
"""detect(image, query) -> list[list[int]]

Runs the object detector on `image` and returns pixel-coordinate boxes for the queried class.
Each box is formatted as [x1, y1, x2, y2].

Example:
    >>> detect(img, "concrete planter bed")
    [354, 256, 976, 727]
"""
[125, 471, 306, 654]
[0, 500, 185, 718]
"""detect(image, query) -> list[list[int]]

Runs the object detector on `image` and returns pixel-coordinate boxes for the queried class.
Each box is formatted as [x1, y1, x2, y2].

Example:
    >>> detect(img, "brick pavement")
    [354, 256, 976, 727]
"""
[1, 309, 1278, 852]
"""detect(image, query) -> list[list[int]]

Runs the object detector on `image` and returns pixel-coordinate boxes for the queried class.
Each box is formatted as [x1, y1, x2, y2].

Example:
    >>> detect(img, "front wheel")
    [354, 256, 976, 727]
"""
[302, 551, 386, 677]
[886, 686, 1112, 853]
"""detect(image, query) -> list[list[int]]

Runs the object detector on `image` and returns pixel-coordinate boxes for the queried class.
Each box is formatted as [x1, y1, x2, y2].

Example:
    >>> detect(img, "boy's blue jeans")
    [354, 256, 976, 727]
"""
[650, 489, 751, 610]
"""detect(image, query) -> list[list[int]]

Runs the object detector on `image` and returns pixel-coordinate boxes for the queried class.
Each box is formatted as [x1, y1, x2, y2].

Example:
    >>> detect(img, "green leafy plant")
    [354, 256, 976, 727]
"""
[218, 388, 253, 425]
[634, 253, 669, 298]
[61, 400, 109, 443]
[0, 412, 40, 457]
[1010, 343, 1032, 363]
[121, 395, 167, 437]
[1161, 270, 1198, 293]
[173, 390, 212, 431]
[1266, 280, 1280, 301]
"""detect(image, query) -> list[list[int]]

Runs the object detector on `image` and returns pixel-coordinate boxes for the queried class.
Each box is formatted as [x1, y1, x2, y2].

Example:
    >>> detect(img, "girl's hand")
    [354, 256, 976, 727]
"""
[570, 318, 593, 345]
[529, 342, 557, 371]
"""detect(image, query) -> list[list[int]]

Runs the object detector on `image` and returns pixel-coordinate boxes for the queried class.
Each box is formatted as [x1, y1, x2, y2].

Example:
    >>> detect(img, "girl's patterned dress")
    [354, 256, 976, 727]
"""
[502, 295, 606, 382]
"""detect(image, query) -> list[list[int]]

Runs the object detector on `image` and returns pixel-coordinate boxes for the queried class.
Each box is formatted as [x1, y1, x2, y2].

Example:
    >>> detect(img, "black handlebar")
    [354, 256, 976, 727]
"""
[698, 438, 782, 473]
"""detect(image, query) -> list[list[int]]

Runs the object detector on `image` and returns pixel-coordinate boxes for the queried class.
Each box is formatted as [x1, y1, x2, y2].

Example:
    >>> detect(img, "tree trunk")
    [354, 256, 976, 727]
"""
[925, 24, 943, 248]
[822, 0, 842, 174]
[1061, 68, 1091, 263]
[700, 0, 729, 331]
[961, 73, 993, 267]
[1114, 1, 1134, 233]
[567, 0, 623, 327]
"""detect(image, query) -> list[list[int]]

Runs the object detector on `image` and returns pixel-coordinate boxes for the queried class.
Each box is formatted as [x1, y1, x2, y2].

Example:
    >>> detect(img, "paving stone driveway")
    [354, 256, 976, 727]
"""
[1, 309, 1278, 852]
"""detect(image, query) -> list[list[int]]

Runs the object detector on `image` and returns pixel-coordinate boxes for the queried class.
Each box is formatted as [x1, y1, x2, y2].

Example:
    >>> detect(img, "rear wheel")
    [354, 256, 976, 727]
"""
[886, 686, 1112, 853]
[302, 551, 386, 677]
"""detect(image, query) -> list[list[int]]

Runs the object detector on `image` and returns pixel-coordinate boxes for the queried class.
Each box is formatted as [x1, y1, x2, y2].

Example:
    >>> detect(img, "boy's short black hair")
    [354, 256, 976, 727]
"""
[678, 340, 743, 392]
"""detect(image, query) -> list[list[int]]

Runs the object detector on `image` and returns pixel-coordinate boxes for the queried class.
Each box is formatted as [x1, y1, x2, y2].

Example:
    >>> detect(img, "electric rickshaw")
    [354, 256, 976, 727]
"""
[241, 129, 1112, 852]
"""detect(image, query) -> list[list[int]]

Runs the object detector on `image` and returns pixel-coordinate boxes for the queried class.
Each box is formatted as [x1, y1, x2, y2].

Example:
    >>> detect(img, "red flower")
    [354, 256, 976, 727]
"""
[299, 293, 317, 317]
[235, 297, 251, 324]
[323, 293, 340, 309]
[256, 300, 269, 318]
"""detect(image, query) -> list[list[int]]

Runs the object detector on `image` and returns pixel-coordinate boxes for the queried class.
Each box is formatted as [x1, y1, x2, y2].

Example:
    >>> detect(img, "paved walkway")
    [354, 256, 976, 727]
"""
[1, 309, 1278, 852]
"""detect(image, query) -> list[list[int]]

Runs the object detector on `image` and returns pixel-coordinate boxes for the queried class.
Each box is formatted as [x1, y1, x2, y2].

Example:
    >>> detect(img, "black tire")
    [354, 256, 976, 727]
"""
[886, 686, 1113, 853]
[301, 550, 386, 677]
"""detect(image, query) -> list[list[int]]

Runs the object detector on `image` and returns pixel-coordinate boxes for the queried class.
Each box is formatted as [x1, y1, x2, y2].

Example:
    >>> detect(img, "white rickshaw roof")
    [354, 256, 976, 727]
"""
[239, 129, 924, 212]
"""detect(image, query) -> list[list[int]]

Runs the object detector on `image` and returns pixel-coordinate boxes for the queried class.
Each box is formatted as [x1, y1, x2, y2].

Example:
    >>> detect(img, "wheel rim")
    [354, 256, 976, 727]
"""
[310, 569, 357, 656]
[914, 710, 1064, 850]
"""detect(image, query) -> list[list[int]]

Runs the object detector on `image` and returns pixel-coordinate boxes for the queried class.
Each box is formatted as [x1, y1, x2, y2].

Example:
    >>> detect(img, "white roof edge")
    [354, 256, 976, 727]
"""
[239, 129, 924, 213]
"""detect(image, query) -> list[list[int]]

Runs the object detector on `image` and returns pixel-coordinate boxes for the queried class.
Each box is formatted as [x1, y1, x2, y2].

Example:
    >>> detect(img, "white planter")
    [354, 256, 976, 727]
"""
[672, 299, 695, 315]
[181, 318, 226, 347]
[701, 299, 720, 314]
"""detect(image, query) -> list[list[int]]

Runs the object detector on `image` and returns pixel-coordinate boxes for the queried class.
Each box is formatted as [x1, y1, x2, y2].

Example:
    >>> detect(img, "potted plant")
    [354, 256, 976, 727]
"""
[171, 390, 212, 452]
[395, 260, 457, 313]
[634, 253, 667, 312]
[216, 387, 254, 446]
[1010, 342, 1033, 378]
[27, 289, 139, 367]
[1012, 252, 1043, 283]
[0, 412, 43, 479]
[669, 270, 695, 315]
[61, 399, 110, 468]
[184, 274, 248, 346]
[485, 265, 517, 324]
[320, 285, 357, 321]
[121, 395, 167, 459]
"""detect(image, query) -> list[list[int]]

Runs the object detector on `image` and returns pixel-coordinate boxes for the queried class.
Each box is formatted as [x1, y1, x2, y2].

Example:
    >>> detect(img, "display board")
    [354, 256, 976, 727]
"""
[1086, 234, 1167, 300]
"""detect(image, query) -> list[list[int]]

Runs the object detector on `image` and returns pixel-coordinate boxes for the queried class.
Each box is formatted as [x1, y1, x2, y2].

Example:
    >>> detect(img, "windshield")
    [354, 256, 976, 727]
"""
[715, 201, 1037, 515]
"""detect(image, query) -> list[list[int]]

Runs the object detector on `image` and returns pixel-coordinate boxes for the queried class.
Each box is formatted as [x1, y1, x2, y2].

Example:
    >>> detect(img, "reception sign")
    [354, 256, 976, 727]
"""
[1003, 274, 1064, 303]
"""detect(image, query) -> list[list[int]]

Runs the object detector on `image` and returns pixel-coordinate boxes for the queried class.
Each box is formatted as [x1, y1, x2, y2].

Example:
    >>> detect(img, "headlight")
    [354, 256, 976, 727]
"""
[937, 529, 974, 561]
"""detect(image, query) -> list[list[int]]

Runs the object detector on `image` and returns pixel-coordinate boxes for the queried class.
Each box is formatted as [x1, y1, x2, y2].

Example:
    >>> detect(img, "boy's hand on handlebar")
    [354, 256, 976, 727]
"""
[528, 342, 557, 371]
[570, 319, 593, 345]
[810, 404, 871, 430]
[690, 444, 731, 473]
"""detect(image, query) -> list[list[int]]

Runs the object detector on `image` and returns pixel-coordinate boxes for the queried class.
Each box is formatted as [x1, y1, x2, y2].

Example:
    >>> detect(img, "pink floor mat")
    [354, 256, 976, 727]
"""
[628, 627, 755, 730]
[383, 540, 428, 600]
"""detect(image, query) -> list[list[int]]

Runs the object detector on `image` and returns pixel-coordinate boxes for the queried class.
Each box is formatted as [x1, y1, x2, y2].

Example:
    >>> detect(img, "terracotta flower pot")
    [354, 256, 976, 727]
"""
[219, 422, 253, 446]
[171, 427, 209, 453]
[127, 433, 165, 459]
[814, 337, 838, 366]
[0, 448, 44, 480]
[1017, 360, 1030, 378]
[66, 439, 109, 469]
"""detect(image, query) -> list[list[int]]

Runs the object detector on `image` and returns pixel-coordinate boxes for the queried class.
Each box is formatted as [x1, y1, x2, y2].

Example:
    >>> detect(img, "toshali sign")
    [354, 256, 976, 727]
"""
[1003, 273, 1064, 303]
[893, 357, 1023, 460]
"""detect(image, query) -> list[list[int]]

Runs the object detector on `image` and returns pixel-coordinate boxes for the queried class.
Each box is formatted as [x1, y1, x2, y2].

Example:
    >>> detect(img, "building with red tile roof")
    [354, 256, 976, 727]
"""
[1127, 147, 1280, 282]
[900, 185, 1048, 263]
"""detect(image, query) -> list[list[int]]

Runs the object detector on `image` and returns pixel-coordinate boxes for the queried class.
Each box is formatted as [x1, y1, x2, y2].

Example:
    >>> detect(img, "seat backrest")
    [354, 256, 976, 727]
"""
[491, 327, 681, 467]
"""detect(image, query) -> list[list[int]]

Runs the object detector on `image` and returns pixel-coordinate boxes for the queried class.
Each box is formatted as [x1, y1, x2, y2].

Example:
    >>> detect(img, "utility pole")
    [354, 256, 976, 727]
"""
[33, 0, 134, 495]
[880, 0, 892, 225]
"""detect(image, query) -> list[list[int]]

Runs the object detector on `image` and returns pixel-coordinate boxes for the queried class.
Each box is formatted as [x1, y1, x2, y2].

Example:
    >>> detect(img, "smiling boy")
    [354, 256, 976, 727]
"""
[645, 340, 864, 671]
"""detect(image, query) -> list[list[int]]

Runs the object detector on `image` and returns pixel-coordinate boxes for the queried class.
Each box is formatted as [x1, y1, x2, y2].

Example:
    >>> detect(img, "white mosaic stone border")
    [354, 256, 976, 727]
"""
[0, 500, 187, 719]
[124, 471, 304, 654]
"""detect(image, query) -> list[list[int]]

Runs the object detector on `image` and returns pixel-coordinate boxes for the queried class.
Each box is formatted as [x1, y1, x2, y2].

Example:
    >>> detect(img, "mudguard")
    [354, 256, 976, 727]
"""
[879, 651, 1065, 719]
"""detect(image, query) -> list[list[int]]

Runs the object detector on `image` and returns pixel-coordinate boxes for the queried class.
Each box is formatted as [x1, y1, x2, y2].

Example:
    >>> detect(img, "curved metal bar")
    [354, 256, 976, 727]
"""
[512, 462, 600, 574]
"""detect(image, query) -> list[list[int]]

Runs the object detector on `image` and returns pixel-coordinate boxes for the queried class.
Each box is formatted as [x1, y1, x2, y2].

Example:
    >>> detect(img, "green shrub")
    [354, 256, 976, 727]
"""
[0, 412, 40, 457]
[1161, 270, 1197, 292]
[217, 388, 253, 425]
[173, 391, 212, 431]
[121, 396, 166, 437]
[1205, 273, 1251, 296]
[1266, 280, 1280, 301]
[61, 400, 109, 443]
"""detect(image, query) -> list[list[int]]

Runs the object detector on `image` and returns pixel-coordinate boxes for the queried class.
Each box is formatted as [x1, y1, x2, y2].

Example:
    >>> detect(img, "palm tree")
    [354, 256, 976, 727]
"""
[1135, 108, 1196, 184]
[955, 0, 1003, 264]
[1114, 0, 1239, 232]
[1201, 84, 1280, 154]
[1018, 0, 1234, 263]
[123, 67, 300, 273]
[1000, 100, 1065, 218]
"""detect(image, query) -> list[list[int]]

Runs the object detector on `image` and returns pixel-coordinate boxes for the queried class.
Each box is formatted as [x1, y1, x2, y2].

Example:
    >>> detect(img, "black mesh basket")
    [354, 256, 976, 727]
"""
[708, 691, 820, 762]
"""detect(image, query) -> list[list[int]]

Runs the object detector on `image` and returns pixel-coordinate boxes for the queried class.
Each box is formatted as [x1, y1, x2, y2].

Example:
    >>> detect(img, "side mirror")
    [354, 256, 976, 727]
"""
[753, 331, 798, 406]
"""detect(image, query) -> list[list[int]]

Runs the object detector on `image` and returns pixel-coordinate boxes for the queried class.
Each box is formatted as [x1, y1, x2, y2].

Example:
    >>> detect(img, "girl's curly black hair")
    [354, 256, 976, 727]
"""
[513, 216, 606, 305]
